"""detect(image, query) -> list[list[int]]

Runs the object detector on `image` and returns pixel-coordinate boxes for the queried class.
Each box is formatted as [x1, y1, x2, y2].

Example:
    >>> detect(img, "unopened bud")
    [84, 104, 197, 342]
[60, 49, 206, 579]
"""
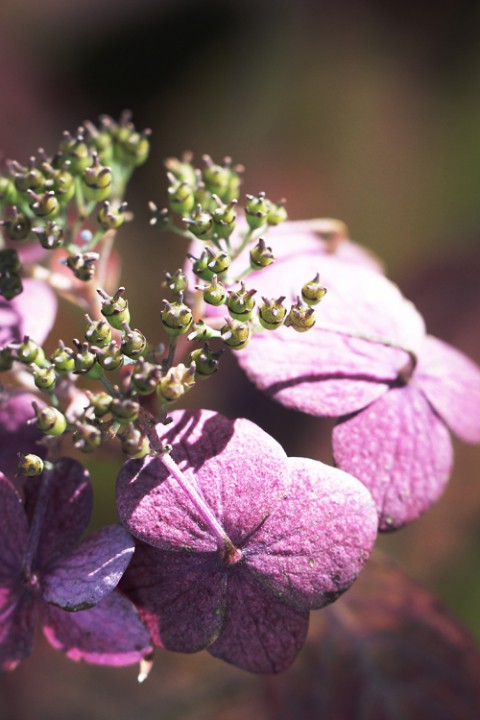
[301, 273, 327, 306]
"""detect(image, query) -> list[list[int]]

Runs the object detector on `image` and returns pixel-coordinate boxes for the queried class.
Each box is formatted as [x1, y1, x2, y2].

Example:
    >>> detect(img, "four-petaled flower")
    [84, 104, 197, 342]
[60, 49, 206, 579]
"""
[0, 458, 152, 671]
[117, 410, 378, 673]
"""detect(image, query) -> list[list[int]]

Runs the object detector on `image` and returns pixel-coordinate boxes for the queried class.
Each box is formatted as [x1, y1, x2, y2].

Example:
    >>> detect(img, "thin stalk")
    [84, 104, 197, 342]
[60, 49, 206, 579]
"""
[21, 466, 54, 578]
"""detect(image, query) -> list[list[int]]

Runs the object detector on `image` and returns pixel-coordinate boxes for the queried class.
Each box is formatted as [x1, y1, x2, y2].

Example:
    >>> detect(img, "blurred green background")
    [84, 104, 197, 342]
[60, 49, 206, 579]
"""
[1, 1, 480, 717]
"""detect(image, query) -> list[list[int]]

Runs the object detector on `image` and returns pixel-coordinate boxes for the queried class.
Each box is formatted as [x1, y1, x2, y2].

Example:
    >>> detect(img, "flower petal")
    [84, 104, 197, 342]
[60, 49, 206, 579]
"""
[0, 393, 46, 483]
[245, 457, 378, 611]
[117, 410, 289, 551]
[24, 458, 93, 569]
[333, 384, 453, 530]
[0, 585, 36, 671]
[208, 570, 309, 673]
[120, 542, 227, 652]
[11, 279, 57, 344]
[41, 591, 152, 667]
[42, 525, 135, 611]
[0, 473, 28, 577]
[417, 335, 480, 443]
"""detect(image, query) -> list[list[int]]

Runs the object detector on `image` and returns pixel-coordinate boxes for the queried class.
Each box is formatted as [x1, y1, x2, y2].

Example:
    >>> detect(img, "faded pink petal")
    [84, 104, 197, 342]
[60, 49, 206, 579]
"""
[117, 410, 289, 551]
[25, 458, 93, 568]
[42, 591, 152, 667]
[417, 335, 480, 444]
[247, 457, 378, 610]
[333, 384, 454, 530]
[121, 543, 227, 652]
[43, 525, 135, 611]
[0, 587, 36, 671]
[208, 572, 309, 674]
[10, 279, 57, 345]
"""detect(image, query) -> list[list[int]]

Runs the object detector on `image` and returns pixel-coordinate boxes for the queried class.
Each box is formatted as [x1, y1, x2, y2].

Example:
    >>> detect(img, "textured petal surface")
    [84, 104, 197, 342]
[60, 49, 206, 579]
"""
[417, 335, 480, 443]
[0, 393, 45, 482]
[333, 384, 453, 530]
[121, 542, 227, 652]
[0, 298, 22, 347]
[208, 570, 309, 674]
[246, 457, 378, 610]
[237, 255, 425, 416]
[25, 458, 93, 569]
[0, 473, 28, 578]
[42, 525, 135, 610]
[10, 279, 57, 344]
[117, 410, 289, 551]
[41, 591, 152, 666]
[0, 586, 36, 671]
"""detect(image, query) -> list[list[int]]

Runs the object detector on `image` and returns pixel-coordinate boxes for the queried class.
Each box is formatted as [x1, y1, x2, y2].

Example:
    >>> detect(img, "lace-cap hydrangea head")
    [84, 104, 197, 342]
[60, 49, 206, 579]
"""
[190, 221, 480, 531]
[0, 458, 152, 671]
[116, 409, 378, 673]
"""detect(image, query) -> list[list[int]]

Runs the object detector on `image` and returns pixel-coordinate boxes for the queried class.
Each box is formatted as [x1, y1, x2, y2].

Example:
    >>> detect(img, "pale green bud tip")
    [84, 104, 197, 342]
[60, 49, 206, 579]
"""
[17, 453, 44, 477]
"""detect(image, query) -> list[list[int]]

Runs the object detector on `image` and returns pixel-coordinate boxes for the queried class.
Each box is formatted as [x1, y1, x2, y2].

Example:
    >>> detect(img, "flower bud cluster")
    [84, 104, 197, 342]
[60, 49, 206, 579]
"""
[0, 112, 149, 295]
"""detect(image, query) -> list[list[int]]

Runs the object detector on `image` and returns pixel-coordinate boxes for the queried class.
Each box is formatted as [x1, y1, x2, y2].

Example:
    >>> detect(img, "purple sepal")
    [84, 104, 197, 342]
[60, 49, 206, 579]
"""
[0, 586, 36, 672]
[41, 591, 153, 667]
[43, 525, 135, 611]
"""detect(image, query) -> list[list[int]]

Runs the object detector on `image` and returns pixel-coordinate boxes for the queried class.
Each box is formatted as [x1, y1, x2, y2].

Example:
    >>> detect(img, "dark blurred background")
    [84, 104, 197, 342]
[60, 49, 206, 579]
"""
[1, 1, 480, 717]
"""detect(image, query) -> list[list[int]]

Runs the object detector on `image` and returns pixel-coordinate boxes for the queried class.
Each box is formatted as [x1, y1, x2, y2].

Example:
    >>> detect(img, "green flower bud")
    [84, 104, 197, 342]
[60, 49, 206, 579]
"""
[198, 274, 227, 306]
[158, 363, 196, 403]
[183, 204, 214, 239]
[190, 250, 213, 281]
[250, 238, 274, 269]
[32, 364, 56, 391]
[58, 130, 91, 173]
[97, 287, 130, 330]
[164, 268, 188, 295]
[12, 158, 45, 195]
[119, 424, 150, 458]
[227, 283, 257, 320]
[65, 252, 99, 281]
[245, 192, 271, 229]
[43, 164, 75, 203]
[285, 299, 316, 332]
[95, 341, 124, 372]
[161, 301, 193, 336]
[212, 198, 237, 239]
[221, 318, 251, 350]
[267, 200, 288, 226]
[73, 340, 97, 373]
[301, 273, 327, 306]
[121, 323, 147, 359]
[0, 175, 18, 205]
[207, 248, 231, 277]
[258, 296, 287, 330]
[1, 206, 31, 241]
[97, 200, 128, 230]
[164, 153, 196, 186]
[85, 315, 112, 347]
[118, 130, 151, 167]
[73, 421, 102, 453]
[27, 190, 60, 219]
[167, 175, 196, 216]
[201, 154, 231, 198]
[17, 453, 44, 477]
[15, 335, 44, 365]
[131, 359, 161, 395]
[84, 119, 114, 164]
[85, 390, 112, 417]
[110, 398, 140, 425]
[188, 344, 223, 378]
[51, 341, 76, 374]
[32, 403, 67, 436]
[32, 221, 65, 250]
[82, 154, 112, 202]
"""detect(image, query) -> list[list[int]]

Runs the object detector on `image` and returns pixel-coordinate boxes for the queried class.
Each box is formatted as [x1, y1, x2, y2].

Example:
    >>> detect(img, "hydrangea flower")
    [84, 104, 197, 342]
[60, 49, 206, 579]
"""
[117, 410, 378, 673]
[220, 230, 480, 529]
[0, 457, 152, 671]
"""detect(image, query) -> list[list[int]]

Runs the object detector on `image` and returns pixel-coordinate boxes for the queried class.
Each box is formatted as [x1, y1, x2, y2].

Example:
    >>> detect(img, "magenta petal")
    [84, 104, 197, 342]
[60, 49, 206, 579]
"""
[417, 335, 480, 443]
[0, 586, 36, 671]
[42, 525, 135, 611]
[117, 410, 289, 551]
[208, 570, 309, 673]
[0, 298, 22, 347]
[0, 474, 28, 575]
[41, 591, 152, 667]
[333, 384, 454, 530]
[246, 458, 377, 611]
[11, 279, 57, 344]
[25, 458, 93, 568]
[121, 542, 227, 652]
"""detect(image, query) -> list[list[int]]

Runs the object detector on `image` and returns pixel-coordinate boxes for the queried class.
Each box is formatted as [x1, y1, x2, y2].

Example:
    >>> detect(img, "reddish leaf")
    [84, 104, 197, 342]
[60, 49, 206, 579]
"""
[263, 557, 480, 720]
